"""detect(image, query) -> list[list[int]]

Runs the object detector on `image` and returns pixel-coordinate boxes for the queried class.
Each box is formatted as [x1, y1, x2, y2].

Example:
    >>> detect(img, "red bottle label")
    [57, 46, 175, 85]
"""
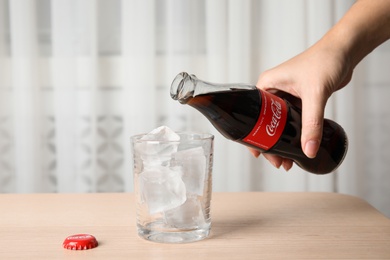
[243, 90, 288, 151]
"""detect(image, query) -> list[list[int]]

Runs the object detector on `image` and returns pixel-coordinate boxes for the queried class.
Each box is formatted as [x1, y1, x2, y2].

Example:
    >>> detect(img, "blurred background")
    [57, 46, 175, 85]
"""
[0, 0, 389, 217]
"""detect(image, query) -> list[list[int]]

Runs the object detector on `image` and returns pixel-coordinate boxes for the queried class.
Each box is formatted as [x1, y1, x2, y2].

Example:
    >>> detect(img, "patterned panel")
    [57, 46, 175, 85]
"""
[0, 116, 14, 193]
[96, 115, 125, 192]
[40, 115, 126, 193]
[77, 116, 94, 192]
[42, 116, 58, 192]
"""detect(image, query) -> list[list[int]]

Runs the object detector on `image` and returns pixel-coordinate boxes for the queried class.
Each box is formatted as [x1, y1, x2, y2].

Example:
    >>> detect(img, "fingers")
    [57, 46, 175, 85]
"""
[259, 69, 328, 159]
[248, 148, 261, 158]
[262, 153, 283, 169]
[300, 91, 327, 158]
[263, 153, 293, 171]
[248, 147, 294, 171]
[281, 159, 293, 172]
[256, 67, 329, 163]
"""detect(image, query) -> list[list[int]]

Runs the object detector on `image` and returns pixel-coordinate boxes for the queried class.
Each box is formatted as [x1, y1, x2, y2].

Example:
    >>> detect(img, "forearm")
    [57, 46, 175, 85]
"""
[318, 0, 390, 69]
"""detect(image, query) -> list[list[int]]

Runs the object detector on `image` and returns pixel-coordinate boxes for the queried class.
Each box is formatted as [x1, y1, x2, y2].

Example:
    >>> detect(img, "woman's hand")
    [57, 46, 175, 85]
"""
[251, 38, 353, 170]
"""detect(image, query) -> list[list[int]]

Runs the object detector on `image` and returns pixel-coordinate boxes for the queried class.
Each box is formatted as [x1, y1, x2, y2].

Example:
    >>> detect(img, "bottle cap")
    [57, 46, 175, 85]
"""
[63, 234, 98, 250]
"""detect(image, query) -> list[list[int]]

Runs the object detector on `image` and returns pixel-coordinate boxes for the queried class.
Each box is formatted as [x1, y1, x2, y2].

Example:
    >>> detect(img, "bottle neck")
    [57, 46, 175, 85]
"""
[170, 72, 255, 104]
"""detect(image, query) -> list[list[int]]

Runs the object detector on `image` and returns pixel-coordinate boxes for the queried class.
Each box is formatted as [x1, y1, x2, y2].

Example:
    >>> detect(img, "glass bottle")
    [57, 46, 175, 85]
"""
[170, 72, 348, 174]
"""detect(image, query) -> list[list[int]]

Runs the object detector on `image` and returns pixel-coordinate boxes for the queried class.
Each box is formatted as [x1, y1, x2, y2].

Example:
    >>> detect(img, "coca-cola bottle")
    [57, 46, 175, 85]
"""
[170, 72, 348, 174]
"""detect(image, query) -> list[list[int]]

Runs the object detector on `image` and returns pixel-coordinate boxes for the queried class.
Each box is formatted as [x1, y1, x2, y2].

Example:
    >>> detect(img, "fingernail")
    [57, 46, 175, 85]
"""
[304, 140, 319, 158]
[272, 160, 281, 169]
[282, 161, 292, 172]
[249, 150, 260, 158]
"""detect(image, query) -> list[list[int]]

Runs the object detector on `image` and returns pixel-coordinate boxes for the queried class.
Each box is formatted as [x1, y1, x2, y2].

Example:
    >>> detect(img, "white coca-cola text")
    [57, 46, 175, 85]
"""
[266, 98, 282, 136]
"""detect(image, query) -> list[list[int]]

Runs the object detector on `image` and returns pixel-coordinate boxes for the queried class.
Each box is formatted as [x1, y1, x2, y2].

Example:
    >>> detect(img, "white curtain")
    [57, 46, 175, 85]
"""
[1, 0, 389, 217]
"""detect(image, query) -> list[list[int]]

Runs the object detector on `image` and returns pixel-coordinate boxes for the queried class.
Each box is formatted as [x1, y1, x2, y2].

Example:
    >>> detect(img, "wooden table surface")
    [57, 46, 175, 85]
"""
[0, 192, 389, 259]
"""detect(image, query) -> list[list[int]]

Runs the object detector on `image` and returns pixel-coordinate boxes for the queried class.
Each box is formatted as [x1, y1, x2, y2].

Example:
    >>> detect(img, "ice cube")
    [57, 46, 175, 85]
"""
[135, 126, 180, 166]
[139, 165, 186, 215]
[140, 126, 180, 142]
[164, 196, 205, 229]
[174, 147, 206, 196]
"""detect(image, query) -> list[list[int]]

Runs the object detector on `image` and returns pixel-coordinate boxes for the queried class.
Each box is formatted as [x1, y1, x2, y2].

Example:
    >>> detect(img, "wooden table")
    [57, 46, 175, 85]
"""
[0, 192, 389, 259]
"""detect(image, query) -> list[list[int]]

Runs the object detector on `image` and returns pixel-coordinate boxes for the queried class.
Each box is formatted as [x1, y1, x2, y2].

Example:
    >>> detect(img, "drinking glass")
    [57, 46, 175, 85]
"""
[131, 132, 214, 243]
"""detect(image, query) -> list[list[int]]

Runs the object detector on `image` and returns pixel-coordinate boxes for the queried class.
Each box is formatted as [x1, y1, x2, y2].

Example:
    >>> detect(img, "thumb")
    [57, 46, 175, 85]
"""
[300, 93, 327, 158]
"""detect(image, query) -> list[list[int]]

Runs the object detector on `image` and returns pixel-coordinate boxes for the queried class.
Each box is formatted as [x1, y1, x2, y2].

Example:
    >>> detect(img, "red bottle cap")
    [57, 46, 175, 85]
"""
[63, 234, 98, 250]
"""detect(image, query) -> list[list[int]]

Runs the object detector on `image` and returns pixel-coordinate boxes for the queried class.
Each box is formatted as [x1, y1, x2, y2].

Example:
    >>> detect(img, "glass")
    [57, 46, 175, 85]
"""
[131, 132, 214, 243]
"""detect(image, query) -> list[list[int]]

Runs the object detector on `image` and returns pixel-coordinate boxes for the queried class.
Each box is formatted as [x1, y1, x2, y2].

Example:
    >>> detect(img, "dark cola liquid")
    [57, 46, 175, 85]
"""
[186, 88, 348, 174]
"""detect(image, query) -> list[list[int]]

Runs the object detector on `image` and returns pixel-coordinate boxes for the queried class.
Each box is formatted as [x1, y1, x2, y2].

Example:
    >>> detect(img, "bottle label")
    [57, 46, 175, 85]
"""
[243, 90, 288, 151]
